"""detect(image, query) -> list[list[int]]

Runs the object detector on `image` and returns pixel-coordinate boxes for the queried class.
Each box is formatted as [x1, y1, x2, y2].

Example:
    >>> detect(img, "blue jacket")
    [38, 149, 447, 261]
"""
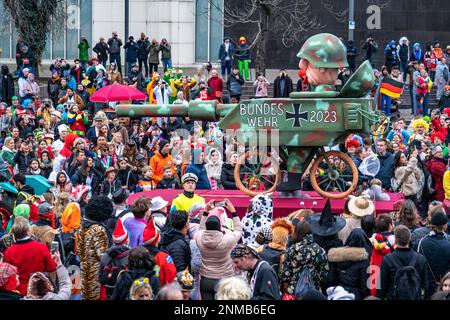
[124, 41, 139, 62]
[185, 164, 211, 190]
[375, 152, 394, 190]
[417, 232, 450, 298]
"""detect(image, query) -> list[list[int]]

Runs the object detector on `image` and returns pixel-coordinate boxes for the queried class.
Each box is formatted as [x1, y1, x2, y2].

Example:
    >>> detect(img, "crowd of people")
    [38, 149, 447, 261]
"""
[0, 31, 449, 301]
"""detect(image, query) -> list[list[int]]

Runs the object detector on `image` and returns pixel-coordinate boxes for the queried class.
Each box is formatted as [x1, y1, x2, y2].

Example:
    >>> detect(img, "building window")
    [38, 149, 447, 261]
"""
[195, 0, 224, 63]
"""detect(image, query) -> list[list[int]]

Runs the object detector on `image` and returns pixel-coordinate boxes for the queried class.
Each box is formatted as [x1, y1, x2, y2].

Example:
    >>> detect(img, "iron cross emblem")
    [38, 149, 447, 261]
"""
[286, 104, 308, 127]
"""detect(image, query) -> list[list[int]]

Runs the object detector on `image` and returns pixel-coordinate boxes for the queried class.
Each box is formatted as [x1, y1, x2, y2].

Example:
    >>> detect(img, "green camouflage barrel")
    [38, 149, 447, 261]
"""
[297, 33, 349, 69]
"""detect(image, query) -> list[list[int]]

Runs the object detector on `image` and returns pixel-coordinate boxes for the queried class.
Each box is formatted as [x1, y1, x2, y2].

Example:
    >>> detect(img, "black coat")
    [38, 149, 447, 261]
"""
[220, 163, 237, 190]
[137, 39, 150, 60]
[111, 268, 161, 300]
[157, 177, 180, 189]
[0, 66, 15, 105]
[327, 247, 370, 300]
[227, 73, 245, 97]
[13, 151, 35, 174]
[97, 178, 122, 197]
[0, 290, 22, 300]
[417, 232, 450, 298]
[250, 260, 282, 300]
[159, 229, 191, 272]
[93, 42, 109, 61]
[273, 76, 293, 98]
[99, 245, 129, 298]
[117, 169, 137, 192]
[124, 40, 139, 62]
[72, 168, 103, 194]
[376, 248, 427, 300]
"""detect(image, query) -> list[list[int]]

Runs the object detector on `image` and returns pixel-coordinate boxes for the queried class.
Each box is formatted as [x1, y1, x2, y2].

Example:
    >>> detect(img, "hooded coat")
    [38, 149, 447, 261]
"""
[0, 65, 15, 105]
[195, 213, 242, 279]
[241, 194, 273, 248]
[327, 244, 370, 299]
[204, 148, 223, 189]
[149, 150, 176, 185]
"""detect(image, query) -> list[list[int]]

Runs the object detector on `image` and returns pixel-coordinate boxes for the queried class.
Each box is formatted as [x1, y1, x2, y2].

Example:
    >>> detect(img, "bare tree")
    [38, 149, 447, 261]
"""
[1, 0, 66, 78]
[205, 0, 353, 75]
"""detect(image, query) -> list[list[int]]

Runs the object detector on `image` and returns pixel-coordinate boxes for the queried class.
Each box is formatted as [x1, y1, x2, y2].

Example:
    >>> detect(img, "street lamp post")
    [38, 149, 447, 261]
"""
[348, 0, 355, 41]
[125, 0, 129, 74]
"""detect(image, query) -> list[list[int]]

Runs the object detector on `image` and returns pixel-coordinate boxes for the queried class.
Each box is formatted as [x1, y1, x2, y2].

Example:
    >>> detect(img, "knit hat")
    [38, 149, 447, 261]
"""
[142, 218, 160, 246]
[70, 184, 91, 202]
[13, 204, 30, 219]
[271, 218, 294, 246]
[0, 262, 18, 287]
[112, 219, 129, 245]
[60, 202, 81, 233]
[159, 139, 170, 150]
[430, 212, 448, 226]
[205, 215, 221, 231]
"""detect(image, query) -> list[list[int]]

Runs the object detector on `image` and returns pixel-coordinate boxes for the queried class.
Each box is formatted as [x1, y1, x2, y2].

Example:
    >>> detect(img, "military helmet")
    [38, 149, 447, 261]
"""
[297, 33, 349, 69]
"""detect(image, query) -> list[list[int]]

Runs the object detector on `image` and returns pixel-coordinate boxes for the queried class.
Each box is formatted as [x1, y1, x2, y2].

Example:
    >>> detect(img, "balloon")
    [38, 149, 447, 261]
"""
[358, 155, 380, 177]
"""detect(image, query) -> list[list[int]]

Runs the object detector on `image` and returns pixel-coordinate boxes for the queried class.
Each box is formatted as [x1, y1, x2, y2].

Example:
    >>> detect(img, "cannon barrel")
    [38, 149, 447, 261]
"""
[116, 100, 237, 121]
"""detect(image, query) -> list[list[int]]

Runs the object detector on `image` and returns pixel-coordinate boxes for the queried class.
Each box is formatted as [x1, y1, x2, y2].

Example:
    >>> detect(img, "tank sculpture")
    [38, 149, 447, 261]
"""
[117, 34, 379, 199]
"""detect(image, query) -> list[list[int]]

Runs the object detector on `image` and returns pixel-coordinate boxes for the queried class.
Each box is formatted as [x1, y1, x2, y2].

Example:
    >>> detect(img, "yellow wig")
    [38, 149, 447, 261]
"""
[411, 118, 429, 133]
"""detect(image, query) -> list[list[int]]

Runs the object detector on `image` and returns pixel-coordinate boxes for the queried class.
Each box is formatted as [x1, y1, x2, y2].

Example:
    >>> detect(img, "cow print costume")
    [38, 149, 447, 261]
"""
[241, 194, 274, 249]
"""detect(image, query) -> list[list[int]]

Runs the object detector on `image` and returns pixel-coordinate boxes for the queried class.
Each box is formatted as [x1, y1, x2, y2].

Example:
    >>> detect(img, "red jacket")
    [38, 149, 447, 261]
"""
[154, 251, 177, 286]
[207, 77, 223, 101]
[427, 157, 447, 202]
[3, 238, 57, 296]
[431, 118, 448, 138]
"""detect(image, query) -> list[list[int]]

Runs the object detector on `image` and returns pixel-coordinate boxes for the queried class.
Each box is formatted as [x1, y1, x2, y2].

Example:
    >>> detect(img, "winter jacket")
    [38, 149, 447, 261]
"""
[220, 163, 238, 190]
[195, 213, 243, 279]
[279, 234, 329, 295]
[77, 218, 109, 300]
[227, 73, 245, 97]
[235, 43, 250, 61]
[376, 248, 427, 300]
[143, 245, 177, 286]
[397, 37, 410, 62]
[107, 37, 123, 54]
[385, 42, 399, 69]
[0, 146, 16, 166]
[170, 191, 205, 213]
[97, 178, 122, 198]
[0, 66, 15, 104]
[47, 77, 61, 103]
[207, 77, 224, 101]
[250, 260, 281, 300]
[99, 245, 129, 298]
[93, 42, 109, 61]
[436, 61, 449, 85]
[160, 229, 191, 272]
[417, 232, 450, 298]
[160, 43, 172, 60]
[149, 151, 176, 184]
[137, 38, 150, 60]
[157, 177, 180, 189]
[22, 265, 72, 300]
[3, 238, 57, 296]
[185, 164, 211, 190]
[13, 151, 35, 174]
[394, 157, 421, 196]
[273, 75, 293, 98]
[111, 268, 161, 300]
[375, 152, 394, 190]
[327, 247, 370, 300]
[78, 40, 90, 61]
[124, 40, 139, 62]
[218, 43, 234, 64]
[71, 169, 102, 195]
[427, 157, 447, 201]
[117, 169, 137, 192]
[148, 44, 161, 64]
[204, 148, 223, 188]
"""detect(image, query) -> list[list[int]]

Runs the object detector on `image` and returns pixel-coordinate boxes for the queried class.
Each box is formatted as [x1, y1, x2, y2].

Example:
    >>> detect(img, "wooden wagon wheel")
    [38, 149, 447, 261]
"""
[234, 151, 281, 197]
[310, 150, 358, 199]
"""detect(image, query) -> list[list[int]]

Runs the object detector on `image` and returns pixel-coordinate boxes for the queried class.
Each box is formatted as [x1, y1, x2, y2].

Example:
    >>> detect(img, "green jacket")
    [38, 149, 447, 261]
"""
[0, 148, 16, 166]
[78, 40, 90, 62]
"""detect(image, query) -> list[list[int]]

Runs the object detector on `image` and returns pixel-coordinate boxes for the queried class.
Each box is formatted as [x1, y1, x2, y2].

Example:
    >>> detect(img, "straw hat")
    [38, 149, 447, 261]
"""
[347, 196, 375, 217]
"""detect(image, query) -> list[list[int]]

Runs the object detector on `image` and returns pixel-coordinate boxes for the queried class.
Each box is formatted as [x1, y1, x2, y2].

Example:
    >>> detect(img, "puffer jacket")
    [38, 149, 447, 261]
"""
[160, 229, 191, 272]
[327, 247, 370, 300]
[220, 163, 237, 190]
[394, 157, 421, 196]
[111, 268, 161, 300]
[195, 213, 242, 279]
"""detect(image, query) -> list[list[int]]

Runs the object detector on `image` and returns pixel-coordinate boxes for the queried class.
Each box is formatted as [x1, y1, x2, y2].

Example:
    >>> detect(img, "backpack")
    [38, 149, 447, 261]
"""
[293, 267, 316, 299]
[390, 254, 422, 300]
[99, 250, 129, 295]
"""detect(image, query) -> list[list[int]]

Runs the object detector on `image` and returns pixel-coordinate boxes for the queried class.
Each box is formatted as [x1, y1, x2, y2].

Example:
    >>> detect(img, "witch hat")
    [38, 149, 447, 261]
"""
[306, 199, 346, 237]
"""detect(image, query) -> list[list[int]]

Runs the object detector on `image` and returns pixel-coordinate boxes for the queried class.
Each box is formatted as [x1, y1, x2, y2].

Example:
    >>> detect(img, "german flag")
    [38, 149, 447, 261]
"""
[380, 78, 404, 99]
